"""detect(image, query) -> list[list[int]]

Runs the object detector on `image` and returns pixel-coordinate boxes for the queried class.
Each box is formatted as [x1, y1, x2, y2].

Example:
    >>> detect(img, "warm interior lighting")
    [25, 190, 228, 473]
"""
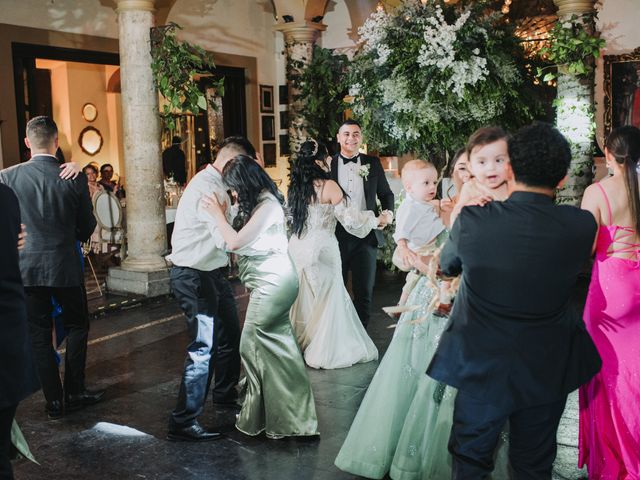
[514, 15, 556, 58]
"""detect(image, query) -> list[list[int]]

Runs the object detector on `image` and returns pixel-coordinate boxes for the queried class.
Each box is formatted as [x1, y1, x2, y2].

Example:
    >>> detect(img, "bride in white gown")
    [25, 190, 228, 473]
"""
[288, 139, 379, 369]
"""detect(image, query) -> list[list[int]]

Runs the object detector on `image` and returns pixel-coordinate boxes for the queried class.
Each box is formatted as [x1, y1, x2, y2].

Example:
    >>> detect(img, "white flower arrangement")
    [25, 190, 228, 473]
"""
[345, 1, 540, 156]
[416, 6, 488, 99]
[358, 164, 371, 179]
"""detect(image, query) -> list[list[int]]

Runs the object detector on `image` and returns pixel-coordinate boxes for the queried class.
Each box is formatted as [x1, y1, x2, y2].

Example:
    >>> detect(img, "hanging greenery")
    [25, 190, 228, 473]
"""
[536, 14, 605, 82]
[536, 13, 605, 205]
[150, 23, 224, 131]
[346, 0, 544, 159]
[292, 46, 350, 149]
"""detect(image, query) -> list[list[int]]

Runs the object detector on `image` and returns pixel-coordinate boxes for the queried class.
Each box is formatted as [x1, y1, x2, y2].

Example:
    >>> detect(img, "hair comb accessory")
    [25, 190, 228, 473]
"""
[308, 138, 319, 156]
[295, 138, 319, 157]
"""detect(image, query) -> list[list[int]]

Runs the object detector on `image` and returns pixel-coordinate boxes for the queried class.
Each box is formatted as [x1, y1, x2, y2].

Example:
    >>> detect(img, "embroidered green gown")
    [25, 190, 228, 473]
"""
[335, 231, 509, 479]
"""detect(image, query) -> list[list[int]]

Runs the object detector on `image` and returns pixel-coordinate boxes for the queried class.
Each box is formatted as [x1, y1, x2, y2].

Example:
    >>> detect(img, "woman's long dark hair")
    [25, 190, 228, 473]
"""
[445, 147, 467, 199]
[287, 140, 330, 237]
[222, 155, 284, 228]
[605, 126, 640, 233]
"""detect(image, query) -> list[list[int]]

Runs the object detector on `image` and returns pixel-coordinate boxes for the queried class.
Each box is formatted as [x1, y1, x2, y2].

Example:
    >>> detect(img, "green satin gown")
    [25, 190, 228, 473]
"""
[233, 194, 318, 438]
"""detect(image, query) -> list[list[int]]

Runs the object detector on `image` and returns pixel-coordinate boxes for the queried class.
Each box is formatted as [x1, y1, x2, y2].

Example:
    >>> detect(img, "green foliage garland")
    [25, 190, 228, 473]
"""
[536, 15, 605, 82]
[150, 23, 224, 131]
[294, 46, 350, 148]
[536, 13, 605, 205]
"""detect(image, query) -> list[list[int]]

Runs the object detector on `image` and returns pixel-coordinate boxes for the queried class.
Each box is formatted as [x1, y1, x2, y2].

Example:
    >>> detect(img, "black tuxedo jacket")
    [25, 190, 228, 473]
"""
[0, 184, 40, 408]
[0, 155, 96, 287]
[427, 191, 601, 411]
[330, 153, 394, 247]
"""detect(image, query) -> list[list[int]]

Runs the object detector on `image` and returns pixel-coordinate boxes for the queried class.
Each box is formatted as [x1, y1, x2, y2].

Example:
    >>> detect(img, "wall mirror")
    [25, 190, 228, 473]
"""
[79, 126, 103, 156]
[82, 102, 98, 122]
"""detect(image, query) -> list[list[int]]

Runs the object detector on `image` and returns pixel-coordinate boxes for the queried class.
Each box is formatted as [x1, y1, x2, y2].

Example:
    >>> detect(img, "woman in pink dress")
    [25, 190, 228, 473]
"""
[579, 125, 640, 479]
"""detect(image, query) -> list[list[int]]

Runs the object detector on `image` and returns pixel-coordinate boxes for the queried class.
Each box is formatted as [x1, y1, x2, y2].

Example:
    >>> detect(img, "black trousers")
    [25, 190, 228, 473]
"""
[0, 404, 16, 480]
[449, 390, 567, 480]
[24, 286, 89, 402]
[339, 236, 378, 329]
[169, 266, 240, 428]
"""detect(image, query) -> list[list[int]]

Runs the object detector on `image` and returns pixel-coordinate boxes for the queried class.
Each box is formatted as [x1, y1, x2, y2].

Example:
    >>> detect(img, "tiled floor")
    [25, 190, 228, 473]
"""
[12, 271, 588, 479]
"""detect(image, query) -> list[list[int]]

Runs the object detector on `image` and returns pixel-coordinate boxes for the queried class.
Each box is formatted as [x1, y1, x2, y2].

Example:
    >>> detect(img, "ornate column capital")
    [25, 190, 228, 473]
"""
[274, 21, 326, 44]
[553, 0, 596, 17]
[116, 0, 156, 13]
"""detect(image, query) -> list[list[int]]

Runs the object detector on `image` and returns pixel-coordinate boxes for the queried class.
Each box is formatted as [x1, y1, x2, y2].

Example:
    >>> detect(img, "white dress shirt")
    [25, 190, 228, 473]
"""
[166, 165, 230, 271]
[337, 155, 367, 212]
[393, 194, 445, 251]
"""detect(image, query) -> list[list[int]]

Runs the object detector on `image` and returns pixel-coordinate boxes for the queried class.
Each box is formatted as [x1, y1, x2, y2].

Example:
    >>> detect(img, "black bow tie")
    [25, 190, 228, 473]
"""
[341, 154, 359, 164]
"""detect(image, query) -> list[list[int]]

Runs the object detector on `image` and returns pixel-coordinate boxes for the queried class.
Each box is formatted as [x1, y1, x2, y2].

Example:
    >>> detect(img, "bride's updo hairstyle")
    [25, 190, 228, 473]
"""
[288, 139, 330, 237]
[222, 155, 284, 228]
[605, 125, 640, 232]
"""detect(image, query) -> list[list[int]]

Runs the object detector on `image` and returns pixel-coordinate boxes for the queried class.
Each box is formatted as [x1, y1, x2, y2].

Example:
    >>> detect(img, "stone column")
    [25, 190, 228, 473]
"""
[275, 22, 326, 156]
[553, 0, 598, 206]
[108, 0, 170, 296]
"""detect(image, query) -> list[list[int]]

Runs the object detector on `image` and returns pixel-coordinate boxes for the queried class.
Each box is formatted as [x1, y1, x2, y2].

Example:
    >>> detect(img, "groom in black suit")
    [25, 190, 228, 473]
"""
[330, 120, 394, 328]
[427, 123, 602, 479]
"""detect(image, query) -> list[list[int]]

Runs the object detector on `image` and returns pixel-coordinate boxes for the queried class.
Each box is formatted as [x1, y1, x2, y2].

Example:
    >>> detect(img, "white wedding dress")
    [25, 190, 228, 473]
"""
[289, 200, 379, 369]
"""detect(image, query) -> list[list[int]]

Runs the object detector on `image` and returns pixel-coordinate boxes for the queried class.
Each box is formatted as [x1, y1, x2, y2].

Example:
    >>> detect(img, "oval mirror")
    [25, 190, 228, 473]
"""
[82, 102, 98, 122]
[79, 126, 103, 156]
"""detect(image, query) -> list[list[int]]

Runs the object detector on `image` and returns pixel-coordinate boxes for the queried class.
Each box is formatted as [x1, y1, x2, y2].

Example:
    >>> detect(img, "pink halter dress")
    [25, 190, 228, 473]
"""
[579, 183, 640, 479]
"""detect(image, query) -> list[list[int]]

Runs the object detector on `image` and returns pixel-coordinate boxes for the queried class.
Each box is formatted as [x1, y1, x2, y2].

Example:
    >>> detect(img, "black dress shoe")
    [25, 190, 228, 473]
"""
[65, 389, 106, 412]
[167, 422, 223, 442]
[46, 400, 64, 420]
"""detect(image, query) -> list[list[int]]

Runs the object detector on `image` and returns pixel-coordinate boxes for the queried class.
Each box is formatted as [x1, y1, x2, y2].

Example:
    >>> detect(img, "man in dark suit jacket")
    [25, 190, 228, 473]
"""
[427, 122, 602, 479]
[0, 116, 103, 420]
[0, 184, 40, 479]
[162, 136, 187, 185]
[330, 120, 394, 328]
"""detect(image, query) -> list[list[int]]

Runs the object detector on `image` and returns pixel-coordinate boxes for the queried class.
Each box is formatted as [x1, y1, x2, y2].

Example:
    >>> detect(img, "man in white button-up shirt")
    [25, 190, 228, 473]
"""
[330, 120, 395, 328]
[166, 137, 256, 442]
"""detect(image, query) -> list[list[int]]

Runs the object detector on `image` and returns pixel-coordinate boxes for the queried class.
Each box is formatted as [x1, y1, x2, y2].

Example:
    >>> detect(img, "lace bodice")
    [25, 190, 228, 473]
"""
[297, 201, 377, 239]
[304, 204, 338, 234]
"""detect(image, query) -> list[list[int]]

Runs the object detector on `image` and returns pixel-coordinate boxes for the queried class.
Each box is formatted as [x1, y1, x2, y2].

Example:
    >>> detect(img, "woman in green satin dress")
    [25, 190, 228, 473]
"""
[201, 155, 318, 439]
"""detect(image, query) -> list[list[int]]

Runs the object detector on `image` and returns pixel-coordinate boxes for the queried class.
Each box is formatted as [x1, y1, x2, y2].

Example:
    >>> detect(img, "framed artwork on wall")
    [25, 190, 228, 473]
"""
[262, 115, 275, 141]
[279, 134, 290, 156]
[279, 85, 288, 105]
[279, 111, 289, 131]
[263, 143, 276, 167]
[603, 47, 640, 136]
[260, 85, 274, 113]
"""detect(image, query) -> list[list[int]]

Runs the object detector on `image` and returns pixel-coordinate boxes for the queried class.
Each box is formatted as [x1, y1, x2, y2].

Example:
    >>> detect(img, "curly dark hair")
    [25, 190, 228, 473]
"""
[287, 140, 331, 237]
[508, 122, 571, 189]
[605, 125, 640, 232]
[222, 155, 284, 228]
